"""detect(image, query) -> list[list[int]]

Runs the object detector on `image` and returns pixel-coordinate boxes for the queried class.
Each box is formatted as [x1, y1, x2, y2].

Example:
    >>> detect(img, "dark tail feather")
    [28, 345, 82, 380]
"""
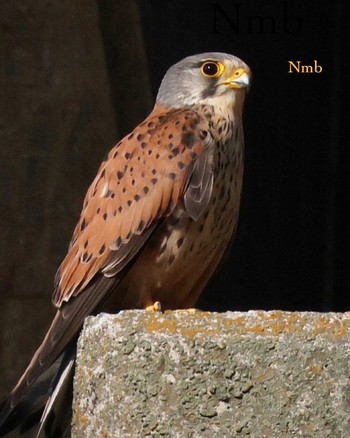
[37, 352, 75, 438]
[0, 367, 58, 437]
[0, 346, 75, 438]
[0, 274, 120, 437]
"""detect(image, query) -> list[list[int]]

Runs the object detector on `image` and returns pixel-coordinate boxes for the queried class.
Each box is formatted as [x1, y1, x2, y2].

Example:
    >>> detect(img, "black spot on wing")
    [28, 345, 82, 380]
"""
[182, 132, 196, 149]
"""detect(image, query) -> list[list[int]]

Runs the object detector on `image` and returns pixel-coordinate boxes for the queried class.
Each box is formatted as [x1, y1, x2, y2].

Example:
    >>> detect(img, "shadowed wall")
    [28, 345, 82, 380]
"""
[0, 0, 152, 399]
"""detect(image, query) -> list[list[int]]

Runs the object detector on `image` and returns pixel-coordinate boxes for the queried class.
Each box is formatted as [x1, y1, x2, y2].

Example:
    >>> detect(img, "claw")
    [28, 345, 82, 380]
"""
[145, 301, 162, 312]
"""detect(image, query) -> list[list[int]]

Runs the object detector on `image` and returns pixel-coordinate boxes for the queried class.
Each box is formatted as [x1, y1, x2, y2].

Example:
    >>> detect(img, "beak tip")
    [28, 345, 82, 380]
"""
[232, 72, 250, 89]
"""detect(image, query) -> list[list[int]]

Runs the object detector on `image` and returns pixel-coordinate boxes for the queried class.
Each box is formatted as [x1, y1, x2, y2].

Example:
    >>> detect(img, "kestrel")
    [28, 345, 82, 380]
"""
[0, 52, 250, 437]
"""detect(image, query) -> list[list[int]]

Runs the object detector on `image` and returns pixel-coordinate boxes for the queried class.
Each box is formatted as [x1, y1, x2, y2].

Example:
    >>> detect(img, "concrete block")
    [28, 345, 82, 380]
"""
[73, 310, 350, 437]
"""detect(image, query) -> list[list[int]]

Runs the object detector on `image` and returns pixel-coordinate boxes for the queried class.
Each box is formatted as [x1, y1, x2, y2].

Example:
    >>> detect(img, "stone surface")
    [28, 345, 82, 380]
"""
[73, 311, 350, 437]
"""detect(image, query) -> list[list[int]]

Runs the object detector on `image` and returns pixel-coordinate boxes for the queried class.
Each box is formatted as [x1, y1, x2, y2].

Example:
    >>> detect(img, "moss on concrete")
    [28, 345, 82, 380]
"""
[73, 310, 350, 437]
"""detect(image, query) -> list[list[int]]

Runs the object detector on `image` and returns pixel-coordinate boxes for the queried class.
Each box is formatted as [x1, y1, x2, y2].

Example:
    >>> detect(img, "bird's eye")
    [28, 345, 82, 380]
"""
[200, 61, 225, 78]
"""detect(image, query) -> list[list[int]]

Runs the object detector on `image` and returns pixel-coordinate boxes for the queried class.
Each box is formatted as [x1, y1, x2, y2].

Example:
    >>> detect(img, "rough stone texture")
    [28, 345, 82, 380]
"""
[73, 311, 350, 437]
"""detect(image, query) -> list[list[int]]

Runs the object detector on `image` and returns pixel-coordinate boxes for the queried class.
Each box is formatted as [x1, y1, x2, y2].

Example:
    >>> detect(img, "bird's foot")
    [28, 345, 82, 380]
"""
[145, 301, 162, 312]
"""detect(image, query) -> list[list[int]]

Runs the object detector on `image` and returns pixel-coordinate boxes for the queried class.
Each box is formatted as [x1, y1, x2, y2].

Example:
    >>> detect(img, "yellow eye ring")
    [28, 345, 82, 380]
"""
[200, 61, 225, 78]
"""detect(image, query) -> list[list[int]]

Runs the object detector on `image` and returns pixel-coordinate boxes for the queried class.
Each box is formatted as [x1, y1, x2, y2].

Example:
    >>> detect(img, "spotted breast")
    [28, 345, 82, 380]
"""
[109, 103, 244, 311]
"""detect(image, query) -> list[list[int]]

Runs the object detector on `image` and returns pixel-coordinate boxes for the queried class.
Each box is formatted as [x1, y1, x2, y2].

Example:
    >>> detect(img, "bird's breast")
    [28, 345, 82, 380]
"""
[115, 130, 244, 310]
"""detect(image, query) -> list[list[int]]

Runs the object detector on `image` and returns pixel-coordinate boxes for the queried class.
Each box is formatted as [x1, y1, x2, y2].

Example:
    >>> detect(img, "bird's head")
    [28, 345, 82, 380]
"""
[156, 52, 251, 111]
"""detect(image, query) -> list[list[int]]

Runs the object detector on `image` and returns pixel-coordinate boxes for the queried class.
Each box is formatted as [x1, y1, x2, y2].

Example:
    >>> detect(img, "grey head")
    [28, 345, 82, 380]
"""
[156, 52, 251, 109]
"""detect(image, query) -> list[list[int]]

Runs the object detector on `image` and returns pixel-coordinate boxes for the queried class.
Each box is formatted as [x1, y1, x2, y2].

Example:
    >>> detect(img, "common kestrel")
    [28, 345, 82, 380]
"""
[0, 52, 250, 436]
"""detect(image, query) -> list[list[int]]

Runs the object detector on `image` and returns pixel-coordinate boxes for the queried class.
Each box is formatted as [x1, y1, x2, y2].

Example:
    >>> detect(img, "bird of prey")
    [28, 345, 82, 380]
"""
[0, 52, 250, 437]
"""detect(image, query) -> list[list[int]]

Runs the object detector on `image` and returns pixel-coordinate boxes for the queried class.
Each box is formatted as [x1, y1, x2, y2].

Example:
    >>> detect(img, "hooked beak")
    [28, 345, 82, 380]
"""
[222, 68, 251, 91]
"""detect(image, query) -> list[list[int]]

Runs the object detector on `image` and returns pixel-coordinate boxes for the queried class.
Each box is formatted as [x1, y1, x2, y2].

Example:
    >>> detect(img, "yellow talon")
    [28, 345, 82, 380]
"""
[145, 301, 162, 312]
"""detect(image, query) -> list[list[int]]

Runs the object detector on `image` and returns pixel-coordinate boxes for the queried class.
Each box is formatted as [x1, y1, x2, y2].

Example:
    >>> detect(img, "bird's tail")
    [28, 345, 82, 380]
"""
[0, 345, 75, 438]
[36, 351, 75, 438]
[0, 274, 121, 437]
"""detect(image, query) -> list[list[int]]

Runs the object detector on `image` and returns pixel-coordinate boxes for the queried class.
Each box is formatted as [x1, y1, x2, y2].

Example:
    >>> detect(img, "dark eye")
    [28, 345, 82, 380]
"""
[200, 61, 225, 78]
[202, 62, 218, 76]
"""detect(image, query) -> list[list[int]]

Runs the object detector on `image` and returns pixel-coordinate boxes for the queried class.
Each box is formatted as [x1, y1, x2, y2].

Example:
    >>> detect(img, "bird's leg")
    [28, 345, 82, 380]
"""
[145, 301, 162, 312]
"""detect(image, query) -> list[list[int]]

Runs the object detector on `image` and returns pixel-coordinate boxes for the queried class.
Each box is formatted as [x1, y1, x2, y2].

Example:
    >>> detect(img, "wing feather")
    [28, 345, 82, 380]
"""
[53, 106, 214, 307]
[0, 106, 216, 433]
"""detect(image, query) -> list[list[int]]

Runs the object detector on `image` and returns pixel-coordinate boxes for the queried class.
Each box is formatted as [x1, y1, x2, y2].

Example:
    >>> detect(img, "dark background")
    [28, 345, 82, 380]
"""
[0, 0, 348, 398]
